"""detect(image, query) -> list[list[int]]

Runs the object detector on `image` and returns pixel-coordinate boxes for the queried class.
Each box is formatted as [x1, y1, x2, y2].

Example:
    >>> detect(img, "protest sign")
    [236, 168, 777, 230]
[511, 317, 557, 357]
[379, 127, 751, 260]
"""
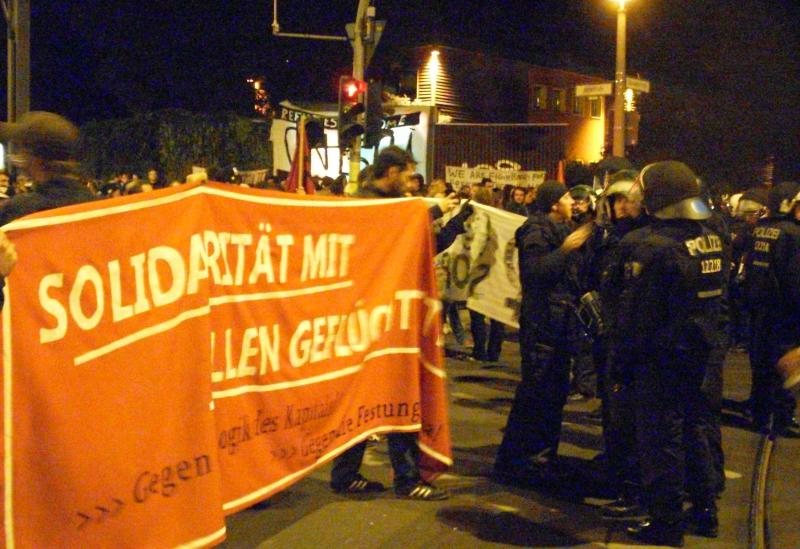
[1, 183, 451, 548]
[434, 202, 526, 328]
[445, 166, 546, 190]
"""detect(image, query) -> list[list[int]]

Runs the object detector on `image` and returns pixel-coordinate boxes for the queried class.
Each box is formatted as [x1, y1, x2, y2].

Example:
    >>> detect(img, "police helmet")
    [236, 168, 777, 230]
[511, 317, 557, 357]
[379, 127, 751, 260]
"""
[604, 170, 640, 200]
[592, 171, 635, 225]
[640, 161, 711, 220]
[767, 181, 800, 217]
[569, 184, 593, 201]
[736, 187, 768, 217]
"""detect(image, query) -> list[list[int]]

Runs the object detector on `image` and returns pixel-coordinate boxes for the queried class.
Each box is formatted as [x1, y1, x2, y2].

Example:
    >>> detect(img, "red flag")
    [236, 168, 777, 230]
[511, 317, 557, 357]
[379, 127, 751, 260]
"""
[556, 160, 565, 184]
[285, 118, 315, 194]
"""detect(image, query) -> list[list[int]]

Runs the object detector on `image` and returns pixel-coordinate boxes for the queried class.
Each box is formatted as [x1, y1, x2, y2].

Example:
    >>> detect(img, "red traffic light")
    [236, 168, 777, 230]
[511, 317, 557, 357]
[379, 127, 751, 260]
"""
[341, 78, 367, 100]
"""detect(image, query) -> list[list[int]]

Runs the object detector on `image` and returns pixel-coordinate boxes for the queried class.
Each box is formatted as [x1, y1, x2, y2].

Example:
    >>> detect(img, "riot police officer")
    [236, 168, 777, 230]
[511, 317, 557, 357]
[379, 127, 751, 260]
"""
[611, 161, 724, 546]
[589, 171, 651, 519]
[743, 181, 800, 435]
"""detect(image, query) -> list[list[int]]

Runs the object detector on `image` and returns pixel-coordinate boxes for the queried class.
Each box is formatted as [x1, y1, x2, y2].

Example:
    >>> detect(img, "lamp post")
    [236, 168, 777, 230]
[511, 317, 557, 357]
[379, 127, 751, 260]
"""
[611, 0, 628, 158]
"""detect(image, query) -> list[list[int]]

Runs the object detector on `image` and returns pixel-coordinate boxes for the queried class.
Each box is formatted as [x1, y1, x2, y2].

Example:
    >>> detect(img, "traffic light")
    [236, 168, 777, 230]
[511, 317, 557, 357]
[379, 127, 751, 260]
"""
[338, 76, 366, 149]
[364, 80, 386, 149]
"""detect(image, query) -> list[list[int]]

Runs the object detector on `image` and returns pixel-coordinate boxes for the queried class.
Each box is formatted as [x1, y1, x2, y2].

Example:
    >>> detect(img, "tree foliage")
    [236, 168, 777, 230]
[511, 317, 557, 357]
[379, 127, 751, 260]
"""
[79, 110, 271, 182]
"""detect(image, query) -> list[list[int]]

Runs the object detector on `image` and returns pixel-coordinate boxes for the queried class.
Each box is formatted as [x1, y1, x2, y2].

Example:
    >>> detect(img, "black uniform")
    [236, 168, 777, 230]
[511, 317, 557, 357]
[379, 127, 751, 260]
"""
[728, 216, 753, 347]
[593, 214, 653, 499]
[744, 215, 800, 432]
[495, 211, 583, 469]
[613, 219, 725, 524]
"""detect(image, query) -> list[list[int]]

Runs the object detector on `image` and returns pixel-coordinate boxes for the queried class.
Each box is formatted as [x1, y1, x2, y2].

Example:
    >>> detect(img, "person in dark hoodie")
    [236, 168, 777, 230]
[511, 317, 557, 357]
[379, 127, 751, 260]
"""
[0, 111, 95, 309]
[329, 146, 470, 501]
[493, 180, 592, 485]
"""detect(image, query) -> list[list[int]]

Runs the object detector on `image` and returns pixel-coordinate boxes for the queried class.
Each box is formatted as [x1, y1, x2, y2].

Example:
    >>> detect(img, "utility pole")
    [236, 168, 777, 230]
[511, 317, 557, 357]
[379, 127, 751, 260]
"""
[3, 0, 30, 123]
[612, 0, 627, 158]
[345, 0, 370, 194]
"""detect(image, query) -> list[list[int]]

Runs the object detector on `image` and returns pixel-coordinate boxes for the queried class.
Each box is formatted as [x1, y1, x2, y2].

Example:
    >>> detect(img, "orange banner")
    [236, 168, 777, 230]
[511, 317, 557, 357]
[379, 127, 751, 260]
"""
[0, 182, 451, 548]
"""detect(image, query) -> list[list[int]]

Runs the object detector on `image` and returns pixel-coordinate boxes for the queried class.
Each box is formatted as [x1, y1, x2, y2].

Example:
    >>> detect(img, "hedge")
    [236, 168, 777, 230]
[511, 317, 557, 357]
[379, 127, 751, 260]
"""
[79, 109, 271, 182]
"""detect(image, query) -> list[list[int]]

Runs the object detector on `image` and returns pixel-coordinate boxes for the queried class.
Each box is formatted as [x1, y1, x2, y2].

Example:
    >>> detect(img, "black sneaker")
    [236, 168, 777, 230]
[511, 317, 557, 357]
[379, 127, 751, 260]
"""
[394, 480, 449, 501]
[332, 474, 386, 494]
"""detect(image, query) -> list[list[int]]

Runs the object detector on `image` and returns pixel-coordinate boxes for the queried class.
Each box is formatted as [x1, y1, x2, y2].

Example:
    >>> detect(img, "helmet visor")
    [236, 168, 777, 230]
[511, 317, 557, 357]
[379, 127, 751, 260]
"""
[653, 196, 712, 220]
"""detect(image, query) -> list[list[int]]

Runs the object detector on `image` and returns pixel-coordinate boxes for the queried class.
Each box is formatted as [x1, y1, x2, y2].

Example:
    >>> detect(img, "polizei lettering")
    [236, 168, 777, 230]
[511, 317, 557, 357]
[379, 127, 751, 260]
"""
[684, 234, 723, 257]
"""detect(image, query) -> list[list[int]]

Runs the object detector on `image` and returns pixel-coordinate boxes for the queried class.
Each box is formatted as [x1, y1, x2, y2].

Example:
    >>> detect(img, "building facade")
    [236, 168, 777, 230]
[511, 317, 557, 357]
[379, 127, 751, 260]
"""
[411, 46, 614, 179]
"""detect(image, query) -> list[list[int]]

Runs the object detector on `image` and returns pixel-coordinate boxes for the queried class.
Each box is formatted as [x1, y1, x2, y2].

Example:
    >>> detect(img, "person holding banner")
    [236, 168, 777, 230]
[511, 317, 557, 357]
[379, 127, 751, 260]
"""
[0, 111, 95, 309]
[331, 146, 459, 500]
[0, 112, 95, 227]
[493, 180, 592, 487]
[468, 186, 507, 363]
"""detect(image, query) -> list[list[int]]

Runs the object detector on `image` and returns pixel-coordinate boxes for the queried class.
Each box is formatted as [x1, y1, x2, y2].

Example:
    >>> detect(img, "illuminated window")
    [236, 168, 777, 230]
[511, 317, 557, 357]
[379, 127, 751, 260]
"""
[589, 97, 602, 119]
[531, 85, 547, 110]
[550, 88, 566, 112]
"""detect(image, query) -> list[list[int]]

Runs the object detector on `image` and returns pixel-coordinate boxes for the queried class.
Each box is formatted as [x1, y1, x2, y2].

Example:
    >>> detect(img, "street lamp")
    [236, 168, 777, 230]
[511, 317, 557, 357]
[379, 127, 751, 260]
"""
[611, 0, 629, 157]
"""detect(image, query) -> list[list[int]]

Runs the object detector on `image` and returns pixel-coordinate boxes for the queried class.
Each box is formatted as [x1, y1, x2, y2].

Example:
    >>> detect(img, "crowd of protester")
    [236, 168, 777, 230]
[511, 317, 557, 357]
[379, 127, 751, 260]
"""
[0, 112, 798, 548]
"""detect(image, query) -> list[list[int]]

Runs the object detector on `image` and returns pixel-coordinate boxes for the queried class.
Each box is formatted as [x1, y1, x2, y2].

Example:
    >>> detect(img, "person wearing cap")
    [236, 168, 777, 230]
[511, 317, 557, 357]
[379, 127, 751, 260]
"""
[568, 184, 594, 225]
[493, 180, 592, 487]
[607, 161, 725, 546]
[743, 181, 800, 436]
[0, 112, 95, 227]
[0, 112, 95, 309]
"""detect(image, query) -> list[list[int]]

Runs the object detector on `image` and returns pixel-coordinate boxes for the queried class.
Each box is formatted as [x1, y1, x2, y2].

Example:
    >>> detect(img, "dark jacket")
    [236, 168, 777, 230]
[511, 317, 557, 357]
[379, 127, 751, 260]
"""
[516, 212, 583, 347]
[0, 177, 95, 227]
[0, 176, 96, 308]
[504, 202, 528, 217]
[610, 219, 727, 382]
[356, 184, 471, 253]
[744, 216, 800, 344]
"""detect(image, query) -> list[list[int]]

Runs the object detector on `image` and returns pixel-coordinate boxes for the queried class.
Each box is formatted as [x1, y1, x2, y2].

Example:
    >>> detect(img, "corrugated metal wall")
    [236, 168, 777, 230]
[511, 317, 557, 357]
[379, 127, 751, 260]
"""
[417, 59, 466, 122]
[433, 124, 567, 181]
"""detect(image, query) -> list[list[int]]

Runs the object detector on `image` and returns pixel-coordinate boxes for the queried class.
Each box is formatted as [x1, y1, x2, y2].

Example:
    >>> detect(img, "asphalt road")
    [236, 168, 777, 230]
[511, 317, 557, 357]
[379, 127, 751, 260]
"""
[219, 336, 799, 549]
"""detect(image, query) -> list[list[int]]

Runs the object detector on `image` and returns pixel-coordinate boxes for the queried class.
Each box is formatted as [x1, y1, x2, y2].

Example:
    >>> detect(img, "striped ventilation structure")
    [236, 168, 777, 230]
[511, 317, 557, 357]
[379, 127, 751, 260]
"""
[416, 53, 472, 123]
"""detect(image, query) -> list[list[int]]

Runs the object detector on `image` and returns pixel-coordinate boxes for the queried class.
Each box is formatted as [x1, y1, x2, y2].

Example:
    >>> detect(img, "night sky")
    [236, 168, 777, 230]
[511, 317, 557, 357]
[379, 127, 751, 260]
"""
[2, 0, 799, 182]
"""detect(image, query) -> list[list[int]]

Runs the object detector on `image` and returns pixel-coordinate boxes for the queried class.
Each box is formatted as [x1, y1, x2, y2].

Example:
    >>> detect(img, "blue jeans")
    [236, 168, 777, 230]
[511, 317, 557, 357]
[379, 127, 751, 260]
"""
[469, 310, 505, 361]
[442, 300, 466, 345]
